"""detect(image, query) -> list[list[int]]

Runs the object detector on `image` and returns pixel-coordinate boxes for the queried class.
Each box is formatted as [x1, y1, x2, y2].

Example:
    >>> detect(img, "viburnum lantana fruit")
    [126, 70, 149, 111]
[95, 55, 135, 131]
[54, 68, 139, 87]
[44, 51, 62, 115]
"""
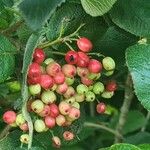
[59, 101, 71, 115]
[77, 52, 90, 67]
[65, 50, 78, 64]
[3, 111, 16, 124]
[96, 103, 106, 114]
[63, 131, 75, 141]
[34, 119, 46, 132]
[41, 91, 56, 104]
[31, 100, 44, 113]
[49, 103, 59, 118]
[44, 116, 55, 128]
[106, 81, 117, 92]
[52, 136, 61, 148]
[20, 134, 29, 144]
[88, 59, 102, 73]
[33, 48, 45, 64]
[102, 57, 115, 71]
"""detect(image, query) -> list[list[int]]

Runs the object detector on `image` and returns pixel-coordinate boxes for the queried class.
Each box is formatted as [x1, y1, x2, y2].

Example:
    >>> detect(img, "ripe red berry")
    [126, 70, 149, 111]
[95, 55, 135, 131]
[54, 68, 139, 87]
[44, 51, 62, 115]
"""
[33, 48, 45, 64]
[63, 131, 75, 141]
[77, 52, 90, 67]
[44, 116, 55, 128]
[3, 111, 16, 124]
[81, 77, 93, 86]
[53, 72, 65, 84]
[40, 74, 54, 89]
[62, 64, 76, 77]
[28, 63, 41, 78]
[49, 103, 59, 118]
[88, 59, 102, 73]
[106, 81, 117, 92]
[77, 37, 93, 52]
[65, 50, 78, 65]
[96, 103, 106, 114]
[27, 76, 41, 85]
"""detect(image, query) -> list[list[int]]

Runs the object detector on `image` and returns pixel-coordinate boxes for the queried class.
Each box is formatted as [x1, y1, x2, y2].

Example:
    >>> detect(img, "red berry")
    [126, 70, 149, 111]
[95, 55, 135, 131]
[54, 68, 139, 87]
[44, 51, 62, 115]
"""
[65, 50, 78, 65]
[44, 116, 55, 128]
[3, 111, 16, 124]
[88, 59, 102, 73]
[53, 72, 65, 84]
[63, 86, 75, 98]
[28, 63, 41, 78]
[96, 103, 106, 114]
[62, 64, 76, 77]
[33, 48, 45, 64]
[20, 122, 29, 131]
[40, 74, 53, 89]
[49, 103, 59, 118]
[63, 131, 74, 141]
[106, 81, 117, 92]
[68, 107, 80, 120]
[77, 37, 93, 52]
[56, 82, 68, 95]
[39, 105, 50, 117]
[77, 67, 89, 77]
[27, 76, 41, 85]
[46, 62, 61, 77]
[81, 77, 93, 86]
[77, 52, 90, 67]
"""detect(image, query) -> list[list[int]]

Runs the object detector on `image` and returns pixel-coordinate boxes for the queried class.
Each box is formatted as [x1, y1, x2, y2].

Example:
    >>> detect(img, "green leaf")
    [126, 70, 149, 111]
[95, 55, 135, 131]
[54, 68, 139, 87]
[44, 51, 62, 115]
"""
[0, 35, 16, 83]
[19, 0, 66, 31]
[81, 0, 117, 16]
[15, 147, 45, 150]
[138, 144, 150, 150]
[110, 0, 150, 36]
[110, 143, 140, 150]
[126, 44, 150, 110]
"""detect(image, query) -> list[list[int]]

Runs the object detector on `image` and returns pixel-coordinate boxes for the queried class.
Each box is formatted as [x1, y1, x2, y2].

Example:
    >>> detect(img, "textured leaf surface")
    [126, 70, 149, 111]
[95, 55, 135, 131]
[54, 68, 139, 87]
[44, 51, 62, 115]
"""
[81, 0, 117, 16]
[110, 0, 150, 36]
[138, 144, 150, 150]
[126, 44, 150, 110]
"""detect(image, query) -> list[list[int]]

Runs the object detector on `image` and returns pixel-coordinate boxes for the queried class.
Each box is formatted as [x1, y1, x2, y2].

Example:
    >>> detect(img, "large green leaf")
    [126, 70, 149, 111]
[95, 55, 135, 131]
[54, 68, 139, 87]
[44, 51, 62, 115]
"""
[110, 0, 150, 36]
[0, 35, 16, 83]
[126, 44, 150, 110]
[138, 144, 150, 150]
[81, 0, 117, 16]
[19, 0, 66, 31]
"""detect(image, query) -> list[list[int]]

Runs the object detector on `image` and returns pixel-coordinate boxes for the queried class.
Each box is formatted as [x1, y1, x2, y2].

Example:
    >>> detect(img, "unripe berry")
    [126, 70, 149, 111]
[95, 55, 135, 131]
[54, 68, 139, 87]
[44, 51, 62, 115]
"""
[76, 84, 88, 94]
[3, 111, 16, 124]
[93, 82, 104, 94]
[101, 91, 114, 99]
[59, 101, 71, 115]
[77, 67, 89, 77]
[56, 115, 66, 126]
[40, 74, 53, 89]
[44, 58, 54, 65]
[52, 136, 61, 148]
[88, 59, 102, 73]
[31, 100, 44, 113]
[85, 91, 95, 102]
[65, 97, 75, 104]
[49, 103, 59, 118]
[88, 73, 101, 80]
[75, 94, 85, 102]
[39, 105, 50, 117]
[29, 84, 41, 95]
[81, 77, 93, 86]
[51, 84, 57, 91]
[63, 120, 72, 127]
[65, 77, 74, 85]
[19, 122, 29, 131]
[53, 72, 65, 84]
[96, 103, 106, 114]
[34, 119, 46, 132]
[68, 107, 80, 120]
[65, 50, 78, 65]
[77, 37, 93, 52]
[102, 57, 115, 71]
[33, 48, 45, 64]
[46, 62, 61, 76]
[63, 131, 75, 141]
[104, 70, 114, 76]
[20, 134, 29, 144]
[77, 52, 90, 67]
[62, 64, 76, 77]
[16, 114, 26, 126]
[72, 102, 80, 109]
[41, 91, 56, 104]
[106, 81, 117, 92]
[10, 122, 17, 127]
[88, 85, 93, 91]
[44, 116, 55, 128]
[56, 82, 68, 94]
[7, 81, 21, 93]
[63, 86, 75, 98]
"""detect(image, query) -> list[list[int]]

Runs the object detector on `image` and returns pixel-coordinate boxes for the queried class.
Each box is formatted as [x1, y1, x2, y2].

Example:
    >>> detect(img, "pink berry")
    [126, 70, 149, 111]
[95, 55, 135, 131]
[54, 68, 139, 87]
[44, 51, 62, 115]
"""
[49, 103, 59, 118]
[77, 52, 90, 67]
[40, 74, 53, 89]
[65, 50, 78, 65]
[44, 116, 55, 128]
[52, 136, 61, 148]
[20, 122, 29, 131]
[96, 103, 106, 114]
[68, 107, 80, 120]
[56, 82, 68, 95]
[77, 67, 89, 77]
[33, 48, 45, 64]
[39, 105, 50, 117]
[88, 59, 102, 73]
[56, 115, 66, 126]
[62, 64, 76, 78]
[53, 72, 65, 84]
[3, 111, 16, 124]
[59, 101, 71, 115]
[81, 77, 93, 86]
[106, 81, 117, 92]
[63, 131, 75, 141]
[63, 86, 75, 98]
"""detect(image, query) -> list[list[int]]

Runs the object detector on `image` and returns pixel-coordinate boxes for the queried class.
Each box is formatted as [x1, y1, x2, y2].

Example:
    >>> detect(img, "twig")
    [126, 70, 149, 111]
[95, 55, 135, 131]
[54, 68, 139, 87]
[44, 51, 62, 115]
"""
[0, 125, 11, 140]
[84, 122, 123, 139]
[114, 73, 134, 143]
[141, 111, 150, 132]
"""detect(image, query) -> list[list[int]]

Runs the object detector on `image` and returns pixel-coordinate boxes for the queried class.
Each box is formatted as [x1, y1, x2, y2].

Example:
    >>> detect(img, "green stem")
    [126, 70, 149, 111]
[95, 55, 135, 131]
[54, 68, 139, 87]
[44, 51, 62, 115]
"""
[88, 52, 105, 58]
[141, 111, 150, 132]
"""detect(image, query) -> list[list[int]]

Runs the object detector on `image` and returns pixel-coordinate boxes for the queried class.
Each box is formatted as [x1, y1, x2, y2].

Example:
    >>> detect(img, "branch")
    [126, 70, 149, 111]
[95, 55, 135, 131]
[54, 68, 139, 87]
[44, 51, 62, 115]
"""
[114, 73, 134, 143]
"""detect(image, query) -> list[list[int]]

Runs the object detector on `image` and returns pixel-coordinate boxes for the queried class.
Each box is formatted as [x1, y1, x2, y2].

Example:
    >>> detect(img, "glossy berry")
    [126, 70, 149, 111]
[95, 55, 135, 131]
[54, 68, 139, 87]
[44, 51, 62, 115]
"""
[88, 59, 102, 73]
[39, 105, 50, 117]
[77, 67, 89, 77]
[49, 103, 59, 118]
[34, 119, 46, 132]
[3, 111, 16, 124]
[46, 62, 61, 76]
[102, 57, 115, 71]
[77, 52, 90, 67]
[20, 134, 29, 144]
[19, 122, 29, 131]
[68, 107, 80, 120]
[63, 86, 75, 98]
[72, 102, 80, 109]
[40, 74, 54, 89]
[44, 58, 54, 65]
[44, 116, 55, 128]
[104, 70, 114, 76]
[56, 115, 66, 126]
[96, 103, 106, 114]
[65, 97, 75, 104]
[16, 114, 26, 126]
[76, 84, 88, 94]
[65, 50, 78, 64]
[56, 82, 68, 94]
[53, 72, 65, 84]
[101, 91, 114, 99]
[81, 77, 93, 86]
[27, 75, 41, 85]
[52, 136, 61, 148]
[85, 91, 95, 102]
[77, 37, 93, 52]
[28, 62, 41, 78]
[88, 73, 101, 80]
[63, 131, 75, 141]
[106, 81, 117, 92]
[59, 101, 71, 115]
[31, 100, 44, 113]
[62, 64, 76, 78]
[75, 94, 85, 102]
[93, 82, 104, 94]
[33, 48, 45, 64]
[65, 77, 74, 85]
[41, 91, 56, 104]
[29, 84, 41, 95]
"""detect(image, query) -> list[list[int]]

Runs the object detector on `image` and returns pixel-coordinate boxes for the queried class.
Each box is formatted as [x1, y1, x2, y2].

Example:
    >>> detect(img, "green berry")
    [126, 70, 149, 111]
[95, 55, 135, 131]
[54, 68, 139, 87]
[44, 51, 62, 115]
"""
[34, 119, 46, 132]
[16, 114, 26, 126]
[65, 77, 74, 85]
[104, 70, 114, 76]
[65, 97, 75, 104]
[44, 58, 54, 65]
[88, 73, 101, 80]
[76, 84, 88, 94]
[7, 81, 21, 92]
[20, 134, 29, 144]
[101, 91, 114, 99]
[75, 94, 85, 102]
[72, 102, 80, 109]
[31, 100, 44, 113]
[102, 57, 115, 71]
[29, 84, 41, 95]
[41, 91, 56, 104]
[88, 85, 93, 91]
[85, 91, 95, 102]
[93, 82, 104, 94]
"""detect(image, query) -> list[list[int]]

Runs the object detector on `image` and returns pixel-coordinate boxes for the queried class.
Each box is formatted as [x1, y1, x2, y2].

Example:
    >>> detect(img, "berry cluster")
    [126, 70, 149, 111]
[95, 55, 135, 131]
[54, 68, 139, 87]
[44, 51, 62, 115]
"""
[3, 37, 117, 148]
